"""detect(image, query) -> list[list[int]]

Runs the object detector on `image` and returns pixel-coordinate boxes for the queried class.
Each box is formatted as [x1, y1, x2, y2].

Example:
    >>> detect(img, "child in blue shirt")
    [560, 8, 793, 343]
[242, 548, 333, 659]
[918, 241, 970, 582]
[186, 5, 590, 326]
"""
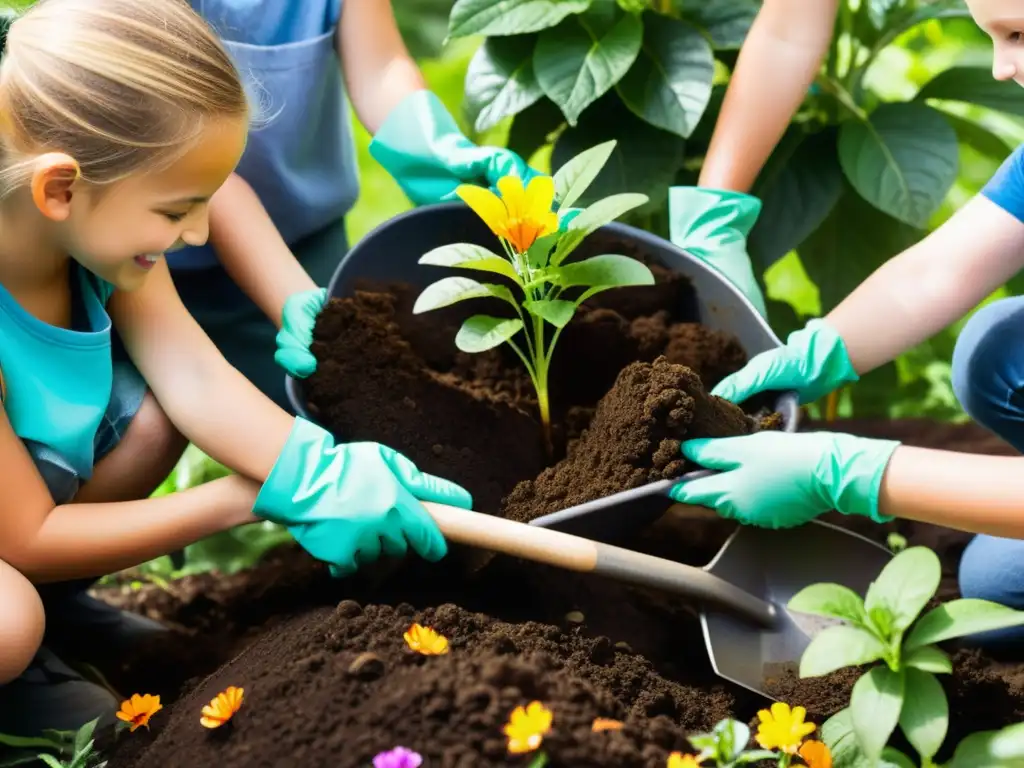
[0, 0, 471, 738]
[671, 0, 1024, 651]
[169, 0, 540, 410]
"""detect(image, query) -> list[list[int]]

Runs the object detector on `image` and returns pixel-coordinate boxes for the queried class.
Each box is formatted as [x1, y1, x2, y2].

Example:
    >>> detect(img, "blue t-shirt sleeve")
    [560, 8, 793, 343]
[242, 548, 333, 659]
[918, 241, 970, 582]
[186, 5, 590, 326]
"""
[982, 144, 1024, 222]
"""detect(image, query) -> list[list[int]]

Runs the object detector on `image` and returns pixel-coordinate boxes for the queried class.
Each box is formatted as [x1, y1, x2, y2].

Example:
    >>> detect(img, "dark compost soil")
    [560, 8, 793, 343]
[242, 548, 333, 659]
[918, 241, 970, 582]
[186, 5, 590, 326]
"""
[103, 264, 1024, 767]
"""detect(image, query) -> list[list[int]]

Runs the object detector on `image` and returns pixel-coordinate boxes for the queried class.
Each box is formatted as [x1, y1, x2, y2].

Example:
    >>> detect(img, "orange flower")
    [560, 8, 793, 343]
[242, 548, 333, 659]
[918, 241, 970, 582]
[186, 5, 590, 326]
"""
[404, 623, 449, 655]
[667, 753, 702, 767]
[456, 175, 558, 254]
[116, 693, 162, 732]
[591, 717, 624, 732]
[503, 701, 553, 754]
[798, 740, 832, 768]
[200, 685, 244, 729]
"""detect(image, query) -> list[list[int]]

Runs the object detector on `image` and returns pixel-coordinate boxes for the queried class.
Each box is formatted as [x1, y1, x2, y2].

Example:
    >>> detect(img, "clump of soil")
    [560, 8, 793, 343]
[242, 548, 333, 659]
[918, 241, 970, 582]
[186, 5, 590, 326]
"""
[503, 357, 777, 522]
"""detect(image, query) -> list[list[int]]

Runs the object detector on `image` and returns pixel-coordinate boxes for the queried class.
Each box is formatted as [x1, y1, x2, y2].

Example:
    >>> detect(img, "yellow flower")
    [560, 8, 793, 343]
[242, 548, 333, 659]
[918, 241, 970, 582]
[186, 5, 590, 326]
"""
[755, 702, 817, 754]
[200, 685, 244, 729]
[591, 717, 624, 732]
[116, 693, 162, 732]
[503, 701, 553, 754]
[798, 740, 833, 768]
[667, 753, 702, 767]
[404, 623, 449, 655]
[456, 175, 558, 254]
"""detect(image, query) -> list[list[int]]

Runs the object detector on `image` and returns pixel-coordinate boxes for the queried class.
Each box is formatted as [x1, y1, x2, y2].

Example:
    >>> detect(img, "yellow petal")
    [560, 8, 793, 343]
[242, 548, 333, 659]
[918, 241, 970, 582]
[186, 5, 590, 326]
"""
[770, 702, 791, 721]
[456, 184, 509, 237]
[496, 175, 527, 222]
[523, 175, 556, 221]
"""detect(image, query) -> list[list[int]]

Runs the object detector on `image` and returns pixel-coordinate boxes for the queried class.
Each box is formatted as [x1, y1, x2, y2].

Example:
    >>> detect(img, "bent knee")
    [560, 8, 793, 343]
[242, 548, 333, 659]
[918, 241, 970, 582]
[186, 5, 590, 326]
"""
[0, 560, 44, 683]
[959, 534, 1024, 609]
[951, 297, 1024, 423]
[129, 393, 187, 460]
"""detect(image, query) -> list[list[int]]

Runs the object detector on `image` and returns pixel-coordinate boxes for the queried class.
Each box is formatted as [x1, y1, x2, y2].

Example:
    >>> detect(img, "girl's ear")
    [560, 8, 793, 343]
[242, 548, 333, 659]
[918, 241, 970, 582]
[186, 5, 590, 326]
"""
[29, 152, 81, 220]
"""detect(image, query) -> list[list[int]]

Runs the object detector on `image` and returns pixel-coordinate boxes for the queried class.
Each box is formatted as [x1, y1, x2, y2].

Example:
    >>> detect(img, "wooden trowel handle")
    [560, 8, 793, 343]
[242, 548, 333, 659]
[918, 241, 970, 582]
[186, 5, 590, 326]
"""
[422, 502, 777, 628]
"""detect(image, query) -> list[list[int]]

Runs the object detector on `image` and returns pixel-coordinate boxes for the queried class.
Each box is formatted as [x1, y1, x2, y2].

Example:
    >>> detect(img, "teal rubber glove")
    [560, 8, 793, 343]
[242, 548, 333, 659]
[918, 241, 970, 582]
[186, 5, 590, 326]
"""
[254, 418, 473, 576]
[711, 318, 859, 406]
[370, 90, 542, 206]
[275, 288, 327, 378]
[670, 431, 900, 529]
[668, 187, 767, 318]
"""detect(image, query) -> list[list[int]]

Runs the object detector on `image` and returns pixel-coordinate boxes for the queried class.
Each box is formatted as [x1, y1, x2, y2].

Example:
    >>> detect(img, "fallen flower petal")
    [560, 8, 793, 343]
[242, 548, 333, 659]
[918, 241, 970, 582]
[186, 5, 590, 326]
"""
[116, 693, 162, 732]
[403, 623, 449, 655]
[504, 701, 553, 754]
[372, 746, 423, 768]
[755, 701, 816, 754]
[591, 718, 624, 732]
[798, 739, 832, 768]
[200, 685, 244, 729]
[667, 752, 702, 767]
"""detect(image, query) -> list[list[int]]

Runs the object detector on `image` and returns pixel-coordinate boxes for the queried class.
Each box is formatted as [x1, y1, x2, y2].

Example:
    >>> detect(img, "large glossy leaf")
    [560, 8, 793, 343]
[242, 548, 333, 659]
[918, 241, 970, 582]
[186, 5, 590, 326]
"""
[749, 127, 844, 269]
[788, 582, 868, 624]
[799, 625, 887, 678]
[413, 277, 516, 313]
[673, 0, 757, 48]
[534, 2, 643, 124]
[552, 93, 686, 208]
[899, 669, 948, 761]
[419, 243, 522, 283]
[798, 185, 924, 314]
[942, 112, 1014, 161]
[838, 103, 958, 228]
[456, 315, 525, 352]
[465, 35, 544, 132]
[851, 667, 905, 761]
[906, 598, 1024, 649]
[448, 0, 592, 37]
[395, 0, 455, 59]
[616, 15, 713, 137]
[916, 66, 1024, 117]
[507, 98, 566, 160]
[864, 547, 940, 635]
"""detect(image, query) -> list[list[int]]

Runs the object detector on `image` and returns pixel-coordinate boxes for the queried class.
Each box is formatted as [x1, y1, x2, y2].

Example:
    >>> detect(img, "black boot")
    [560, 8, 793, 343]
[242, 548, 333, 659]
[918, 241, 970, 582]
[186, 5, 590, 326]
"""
[0, 647, 118, 739]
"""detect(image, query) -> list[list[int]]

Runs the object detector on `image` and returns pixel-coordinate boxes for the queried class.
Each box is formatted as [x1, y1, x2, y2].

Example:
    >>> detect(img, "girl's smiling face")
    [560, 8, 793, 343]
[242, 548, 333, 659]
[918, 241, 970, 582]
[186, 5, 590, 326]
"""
[968, 0, 1024, 84]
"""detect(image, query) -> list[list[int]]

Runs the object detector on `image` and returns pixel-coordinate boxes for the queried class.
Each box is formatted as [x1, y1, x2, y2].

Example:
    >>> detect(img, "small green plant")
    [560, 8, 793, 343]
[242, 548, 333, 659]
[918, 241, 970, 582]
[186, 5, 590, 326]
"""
[790, 546, 1024, 766]
[0, 718, 106, 768]
[413, 140, 654, 453]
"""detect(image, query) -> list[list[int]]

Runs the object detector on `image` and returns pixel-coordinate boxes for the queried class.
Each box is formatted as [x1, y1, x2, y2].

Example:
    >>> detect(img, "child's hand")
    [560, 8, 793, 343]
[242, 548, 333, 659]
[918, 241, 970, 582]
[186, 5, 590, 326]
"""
[275, 288, 327, 378]
[253, 418, 472, 576]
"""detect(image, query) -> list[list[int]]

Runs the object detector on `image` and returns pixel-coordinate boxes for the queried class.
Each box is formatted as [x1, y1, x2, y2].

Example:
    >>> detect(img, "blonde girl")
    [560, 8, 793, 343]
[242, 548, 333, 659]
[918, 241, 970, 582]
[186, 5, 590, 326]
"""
[0, 0, 469, 739]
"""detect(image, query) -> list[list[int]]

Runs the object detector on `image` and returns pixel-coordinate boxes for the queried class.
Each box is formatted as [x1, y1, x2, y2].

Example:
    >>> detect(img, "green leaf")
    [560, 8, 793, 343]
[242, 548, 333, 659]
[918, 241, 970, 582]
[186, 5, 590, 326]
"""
[556, 253, 654, 289]
[73, 720, 97, 759]
[616, 15, 713, 138]
[464, 35, 544, 132]
[419, 244, 521, 283]
[941, 112, 1014, 161]
[526, 232, 561, 269]
[673, 0, 758, 48]
[455, 315, 525, 352]
[799, 185, 923, 314]
[899, 669, 948, 761]
[992, 722, 1024, 760]
[534, 2, 643, 124]
[864, 546, 940, 636]
[523, 298, 576, 327]
[788, 582, 868, 625]
[880, 748, 917, 768]
[0, 735, 65, 750]
[712, 719, 749, 762]
[867, 0, 901, 28]
[851, 666, 905, 761]
[395, 0, 458, 59]
[906, 598, 1024, 650]
[413, 277, 516, 313]
[448, 0, 592, 38]
[916, 66, 1024, 118]
[551, 192, 649, 265]
[551, 92, 686, 209]
[552, 139, 616, 209]
[902, 645, 952, 674]
[946, 730, 1004, 768]
[36, 757, 64, 768]
[749, 127, 844, 270]
[837, 102, 958, 228]
[735, 751, 781, 764]
[507, 98, 566, 160]
[0, 752, 50, 768]
[799, 625, 887, 678]
[820, 709, 865, 768]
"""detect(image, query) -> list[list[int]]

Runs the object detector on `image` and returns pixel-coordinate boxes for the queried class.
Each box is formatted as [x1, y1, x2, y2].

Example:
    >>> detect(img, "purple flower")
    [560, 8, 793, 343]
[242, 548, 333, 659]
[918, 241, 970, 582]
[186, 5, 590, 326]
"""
[373, 746, 423, 768]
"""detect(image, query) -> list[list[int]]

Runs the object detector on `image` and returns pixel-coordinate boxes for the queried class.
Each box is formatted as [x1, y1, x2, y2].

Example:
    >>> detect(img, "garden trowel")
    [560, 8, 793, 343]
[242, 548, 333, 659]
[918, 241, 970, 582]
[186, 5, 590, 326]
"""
[422, 501, 891, 700]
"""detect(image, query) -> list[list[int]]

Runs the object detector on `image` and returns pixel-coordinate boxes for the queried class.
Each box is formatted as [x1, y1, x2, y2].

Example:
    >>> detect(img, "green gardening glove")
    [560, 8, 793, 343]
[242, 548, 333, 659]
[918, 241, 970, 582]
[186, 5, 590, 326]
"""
[275, 288, 327, 378]
[711, 318, 859, 406]
[370, 90, 542, 206]
[254, 417, 473, 577]
[670, 431, 900, 529]
[668, 187, 767, 318]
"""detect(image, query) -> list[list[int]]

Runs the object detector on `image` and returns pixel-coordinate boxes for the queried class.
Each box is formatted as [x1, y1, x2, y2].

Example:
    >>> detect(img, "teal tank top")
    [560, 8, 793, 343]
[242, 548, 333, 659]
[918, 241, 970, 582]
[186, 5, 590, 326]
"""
[0, 267, 115, 480]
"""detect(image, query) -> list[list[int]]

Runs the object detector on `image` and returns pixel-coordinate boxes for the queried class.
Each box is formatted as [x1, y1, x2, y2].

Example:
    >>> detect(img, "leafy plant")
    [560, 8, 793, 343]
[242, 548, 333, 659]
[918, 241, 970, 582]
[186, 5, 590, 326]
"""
[790, 546, 1024, 766]
[0, 718, 107, 768]
[412, 140, 654, 452]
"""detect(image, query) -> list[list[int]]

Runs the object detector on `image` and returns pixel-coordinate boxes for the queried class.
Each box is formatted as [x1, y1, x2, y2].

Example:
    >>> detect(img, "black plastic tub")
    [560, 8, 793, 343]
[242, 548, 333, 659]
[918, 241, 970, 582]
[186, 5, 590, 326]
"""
[285, 200, 799, 466]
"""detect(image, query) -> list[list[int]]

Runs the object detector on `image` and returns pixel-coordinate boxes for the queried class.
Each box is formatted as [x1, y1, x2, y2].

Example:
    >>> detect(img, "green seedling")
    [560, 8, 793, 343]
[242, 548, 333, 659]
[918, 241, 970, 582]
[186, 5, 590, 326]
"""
[413, 140, 654, 454]
[686, 718, 779, 766]
[790, 546, 1024, 766]
[0, 718, 107, 768]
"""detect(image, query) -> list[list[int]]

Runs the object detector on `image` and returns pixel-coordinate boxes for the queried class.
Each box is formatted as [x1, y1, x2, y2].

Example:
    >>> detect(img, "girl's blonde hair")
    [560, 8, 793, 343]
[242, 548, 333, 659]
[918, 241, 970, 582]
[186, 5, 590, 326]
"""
[0, 0, 248, 197]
